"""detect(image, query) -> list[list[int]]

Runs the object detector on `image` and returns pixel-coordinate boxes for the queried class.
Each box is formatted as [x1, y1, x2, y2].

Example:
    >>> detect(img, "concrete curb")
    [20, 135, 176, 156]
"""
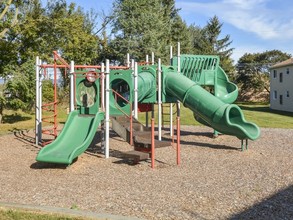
[0, 202, 143, 220]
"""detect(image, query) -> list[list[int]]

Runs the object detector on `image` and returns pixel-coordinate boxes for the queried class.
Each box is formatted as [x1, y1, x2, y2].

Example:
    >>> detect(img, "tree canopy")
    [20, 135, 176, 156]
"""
[0, 0, 100, 121]
[108, 0, 190, 63]
[189, 16, 234, 74]
[236, 50, 291, 93]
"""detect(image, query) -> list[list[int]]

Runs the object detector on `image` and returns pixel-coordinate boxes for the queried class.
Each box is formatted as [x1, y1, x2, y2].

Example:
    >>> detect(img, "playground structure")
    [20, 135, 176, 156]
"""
[35, 43, 260, 167]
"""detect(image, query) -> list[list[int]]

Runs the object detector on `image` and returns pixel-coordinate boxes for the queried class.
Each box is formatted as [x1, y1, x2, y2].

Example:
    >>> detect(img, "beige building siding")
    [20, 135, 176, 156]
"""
[270, 65, 293, 112]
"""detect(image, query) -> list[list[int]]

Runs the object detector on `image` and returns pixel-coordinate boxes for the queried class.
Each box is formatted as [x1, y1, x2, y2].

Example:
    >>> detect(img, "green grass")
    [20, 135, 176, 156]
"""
[237, 103, 293, 128]
[0, 208, 91, 220]
[0, 105, 68, 135]
[138, 103, 293, 129]
[0, 102, 292, 135]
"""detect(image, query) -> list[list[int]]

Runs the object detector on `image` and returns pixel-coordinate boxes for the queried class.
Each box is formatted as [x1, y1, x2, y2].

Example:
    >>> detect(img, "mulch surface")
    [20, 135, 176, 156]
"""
[0, 126, 292, 220]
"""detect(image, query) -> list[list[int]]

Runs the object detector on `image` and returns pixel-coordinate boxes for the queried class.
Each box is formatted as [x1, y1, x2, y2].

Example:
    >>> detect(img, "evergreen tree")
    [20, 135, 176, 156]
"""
[190, 16, 234, 74]
[110, 0, 190, 63]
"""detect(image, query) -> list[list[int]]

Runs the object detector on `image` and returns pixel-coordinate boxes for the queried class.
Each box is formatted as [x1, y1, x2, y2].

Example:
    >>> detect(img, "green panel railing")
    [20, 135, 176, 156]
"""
[172, 55, 220, 85]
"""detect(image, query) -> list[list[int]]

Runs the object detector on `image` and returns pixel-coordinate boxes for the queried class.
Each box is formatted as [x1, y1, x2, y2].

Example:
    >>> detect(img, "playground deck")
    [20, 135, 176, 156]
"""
[0, 126, 292, 220]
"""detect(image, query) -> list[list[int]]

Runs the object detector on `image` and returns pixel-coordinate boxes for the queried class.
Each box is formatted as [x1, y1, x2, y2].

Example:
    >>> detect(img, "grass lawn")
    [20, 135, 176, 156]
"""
[0, 103, 292, 135]
[138, 103, 293, 129]
[0, 208, 92, 220]
[237, 103, 293, 128]
[0, 105, 68, 135]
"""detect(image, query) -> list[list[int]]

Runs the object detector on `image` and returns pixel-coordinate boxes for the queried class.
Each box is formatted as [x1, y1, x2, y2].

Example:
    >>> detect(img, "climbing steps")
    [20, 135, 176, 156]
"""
[161, 103, 177, 128]
[112, 116, 170, 163]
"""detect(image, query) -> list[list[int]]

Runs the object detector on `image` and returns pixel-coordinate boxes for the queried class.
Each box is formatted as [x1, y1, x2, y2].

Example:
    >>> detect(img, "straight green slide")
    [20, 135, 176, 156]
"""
[36, 110, 105, 164]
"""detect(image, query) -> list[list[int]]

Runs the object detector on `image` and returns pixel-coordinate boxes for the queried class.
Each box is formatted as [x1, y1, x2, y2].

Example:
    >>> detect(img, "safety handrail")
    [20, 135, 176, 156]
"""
[112, 89, 133, 146]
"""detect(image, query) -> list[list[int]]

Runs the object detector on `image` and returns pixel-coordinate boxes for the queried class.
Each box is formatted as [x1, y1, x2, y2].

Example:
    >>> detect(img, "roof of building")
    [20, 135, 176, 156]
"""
[271, 58, 293, 68]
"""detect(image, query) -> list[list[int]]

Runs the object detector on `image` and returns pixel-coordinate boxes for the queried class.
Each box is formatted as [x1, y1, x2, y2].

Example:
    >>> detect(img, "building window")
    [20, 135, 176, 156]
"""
[287, 91, 290, 97]
[273, 90, 277, 99]
[279, 72, 283, 82]
[273, 70, 277, 78]
[287, 68, 290, 74]
[280, 95, 283, 105]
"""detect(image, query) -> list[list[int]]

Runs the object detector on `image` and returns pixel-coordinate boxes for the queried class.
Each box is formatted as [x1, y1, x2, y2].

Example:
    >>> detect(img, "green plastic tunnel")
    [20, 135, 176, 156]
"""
[164, 71, 260, 140]
[137, 70, 156, 102]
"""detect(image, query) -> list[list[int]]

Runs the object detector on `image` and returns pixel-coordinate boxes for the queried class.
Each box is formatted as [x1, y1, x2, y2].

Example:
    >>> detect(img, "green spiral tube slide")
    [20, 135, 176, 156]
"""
[164, 72, 260, 140]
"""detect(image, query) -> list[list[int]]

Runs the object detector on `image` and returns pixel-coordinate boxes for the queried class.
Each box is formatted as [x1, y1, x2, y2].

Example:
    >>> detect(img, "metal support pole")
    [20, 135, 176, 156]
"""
[158, 58, 162, 141]
[39, 59, 42, 142]
[126, 53, 130, 68]
[241, 139, 248, 151]
[145, 112, 149, 128]
[175, 42, 181, 140]
[101, 63, 105, 111]
[53, 56, 58, 137]
[170, 104, 173, 137]
[246, 139, 248, 150]
[151, 104, 155, 169]
[146, 54, 149, 64]
[134, 62, 138, 119]
[169, 45, 173, 137]
[131, 59, 135, 70]
[170, 46, 173, 66]
[177, 42, 181, 73]
[35, 56, 40, 145]
[176, 101, 181, 165]
[151, 52, 154, 65]
[70, 61, 74, 112]
[105, 59, 110, 158]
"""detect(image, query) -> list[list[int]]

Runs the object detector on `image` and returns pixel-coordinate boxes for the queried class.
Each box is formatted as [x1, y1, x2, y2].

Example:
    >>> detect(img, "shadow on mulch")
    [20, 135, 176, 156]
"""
[178, 130, 213, 138]
[229, 185, 293, 220]
[181, 139, 240, 151]
[163, 128, 240, 151]
[30, 161, 68, 170]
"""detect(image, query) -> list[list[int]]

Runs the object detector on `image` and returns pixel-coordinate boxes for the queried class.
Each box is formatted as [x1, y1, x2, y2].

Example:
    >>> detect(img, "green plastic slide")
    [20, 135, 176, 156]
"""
[165, 72, 260, 140]
[214, 66, 238, 104]
[36, 110, 105, 164]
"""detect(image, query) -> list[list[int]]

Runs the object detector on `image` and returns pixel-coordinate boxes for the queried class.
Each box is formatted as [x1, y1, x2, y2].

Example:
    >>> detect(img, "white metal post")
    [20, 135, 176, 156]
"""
[105, 60, 110, 158]
[39, 59, 42, 142]
[101, 63, 105, 111]
[170, 46, 173, 136]
[134, 62, 138, 119]
[126, 53, 130, 68]
[177, 42, 181, 135]
[35, 56, 40, 145]
[151, 52, 154, 65]
[170, 46, 173, 65]
[70, 60, 74, 112]
[131, 59, 134, 70]
[177, 42, 181, 73]
[146, 55, 149, 64]
[158, 58, 162, 141]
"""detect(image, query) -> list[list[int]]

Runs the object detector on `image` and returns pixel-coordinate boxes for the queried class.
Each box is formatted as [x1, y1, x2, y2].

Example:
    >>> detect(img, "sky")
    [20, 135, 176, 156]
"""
[43, 0, 293, 62]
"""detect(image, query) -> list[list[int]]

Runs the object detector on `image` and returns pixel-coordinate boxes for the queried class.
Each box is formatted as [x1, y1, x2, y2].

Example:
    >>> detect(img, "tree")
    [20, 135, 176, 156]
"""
[0, 0, 24, 38]
[15, 0, 99, 65]
[0, 0, 100, 122]
[236, 50, 291, 93]
[4, 60, 35, 112]
[0, 94, 6, 123]
[111, 0, 168, 63]
[190, 16, 234, 74]
[110, 0, 190, 63]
